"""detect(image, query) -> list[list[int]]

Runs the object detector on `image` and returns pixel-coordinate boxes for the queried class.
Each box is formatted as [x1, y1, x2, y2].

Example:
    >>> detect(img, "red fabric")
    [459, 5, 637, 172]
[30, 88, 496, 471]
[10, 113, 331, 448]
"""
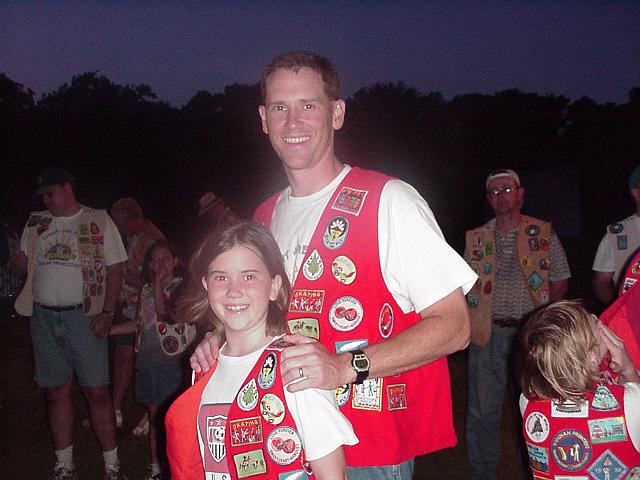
[255, 167, 456, 466]
[522, 383, 638, 477]
[600, 282, 640, 370]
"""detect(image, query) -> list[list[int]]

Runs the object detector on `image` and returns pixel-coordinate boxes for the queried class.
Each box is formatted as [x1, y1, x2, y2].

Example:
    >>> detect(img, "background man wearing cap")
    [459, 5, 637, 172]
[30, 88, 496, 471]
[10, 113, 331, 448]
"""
[11, 167, 128, 479]
[183, 51, 477, 480]
[592, 165, 640, 304]
[109, 197, 165, 433]
[464, 168, 571, 480]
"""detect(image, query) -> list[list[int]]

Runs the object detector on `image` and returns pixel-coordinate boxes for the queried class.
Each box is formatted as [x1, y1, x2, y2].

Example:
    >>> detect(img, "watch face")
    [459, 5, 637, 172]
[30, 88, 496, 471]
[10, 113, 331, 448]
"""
[354, 354, 369, 371]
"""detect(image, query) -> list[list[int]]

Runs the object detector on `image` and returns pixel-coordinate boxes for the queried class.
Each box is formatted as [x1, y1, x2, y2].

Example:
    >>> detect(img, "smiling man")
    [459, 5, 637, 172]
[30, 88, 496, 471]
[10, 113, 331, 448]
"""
[190, 51, 477, 479]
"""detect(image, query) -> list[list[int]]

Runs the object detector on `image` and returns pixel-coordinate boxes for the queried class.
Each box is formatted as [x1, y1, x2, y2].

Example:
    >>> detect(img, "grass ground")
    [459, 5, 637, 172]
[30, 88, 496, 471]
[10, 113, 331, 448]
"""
[0, 304, 530, 479]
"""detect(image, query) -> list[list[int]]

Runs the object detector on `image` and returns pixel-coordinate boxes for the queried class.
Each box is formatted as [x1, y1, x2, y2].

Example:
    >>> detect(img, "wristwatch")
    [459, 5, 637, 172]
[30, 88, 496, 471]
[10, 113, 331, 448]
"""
[350, 349, 370, 385]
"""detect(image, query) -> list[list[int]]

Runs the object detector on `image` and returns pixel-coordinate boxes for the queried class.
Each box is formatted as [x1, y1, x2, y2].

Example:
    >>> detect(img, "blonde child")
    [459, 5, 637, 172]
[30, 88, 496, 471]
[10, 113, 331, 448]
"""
[518, 300, 640, 478]
[165, 220, 357, 479]
[110, 239, 192, 480]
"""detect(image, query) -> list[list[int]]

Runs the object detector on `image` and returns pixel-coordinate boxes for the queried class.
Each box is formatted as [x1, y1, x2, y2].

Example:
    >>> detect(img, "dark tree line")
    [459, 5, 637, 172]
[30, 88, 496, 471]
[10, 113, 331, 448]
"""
[2, 72, 639, 268]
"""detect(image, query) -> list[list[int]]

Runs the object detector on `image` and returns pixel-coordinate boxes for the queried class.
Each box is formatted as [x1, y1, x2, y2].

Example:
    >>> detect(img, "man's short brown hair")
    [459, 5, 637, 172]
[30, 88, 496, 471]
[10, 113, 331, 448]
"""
[260, 51, 340, 102]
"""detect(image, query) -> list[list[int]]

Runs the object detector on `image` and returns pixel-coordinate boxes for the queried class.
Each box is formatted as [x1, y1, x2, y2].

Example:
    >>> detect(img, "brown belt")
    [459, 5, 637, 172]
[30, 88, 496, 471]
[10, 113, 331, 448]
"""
[493, 318, 521, 328]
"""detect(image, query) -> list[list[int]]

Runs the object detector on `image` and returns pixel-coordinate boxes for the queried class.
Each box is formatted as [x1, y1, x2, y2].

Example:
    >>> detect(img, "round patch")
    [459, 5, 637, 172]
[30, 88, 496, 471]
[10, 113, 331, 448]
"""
[267, 426, 302, 465]
[482, 263, 493, 274]
[525, 411, 550, 443]
[550, 429, 591, 471]
[322, 216, 349, 250]
[260, 393, 286, 425]
[521, 256, 532, 267]
[609, 223, 624, 234]
[161, 335, 179, 354]
[302, 249, 324, 281]
[526, 224, 540, 236]
[378, 303, 394, 338]
[483, 280, 492, 294]
[329, 296, 364, 331]
[335, 383, 351, 407]
[331, 255, 357, 285]
[158, 322, 168, 334]
[257, 352, 277, 390]
[237, 379, 259, 411]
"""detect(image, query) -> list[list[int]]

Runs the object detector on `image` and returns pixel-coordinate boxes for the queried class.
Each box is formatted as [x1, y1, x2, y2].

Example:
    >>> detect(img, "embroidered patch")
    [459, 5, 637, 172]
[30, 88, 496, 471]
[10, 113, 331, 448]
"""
[260, 393, 286, 425]
[471, 249, 484, 260]
[79, 236, 91, 245]
[482, 263, 493, 274]
[287, 318, 320, 340]
[329, 296, 364, 331]
[588, 416, 627, 444]
[622, 277, 638, 293]
[289, 290, 325, 314]
[538, 258, 549, 270]
[90, 222, 100, 234]
[484, 241, 494, 255]
[609, 223, 624, 234]
[233, 449, 267, 478]
[527, 272, 544, 291]
[592, 384, 620, 411]
[278, 470, 310, 479]
[387, 384, 407, 410]
[94, 258, 103, 272]
[352, 378, 383, 411]
[467, 293, 478, 308]
[331, 186, 368, 216]
[206, 414, 227, 463]
[627, 467, 640, 479]
[551, 400, 588, 418]
[267, 338, 293, 351]
[587, 449, 628, 480]
[539, 237, 550, 251]
[528, 238, 540, 251]
[550, 429, 591, 471]
[526, 443, 550, 474]
[267, 426, 303, 465]
[617, 235, 628, 250]
[539, 291, 549, 305]
[257, 352, 277, 390]
[91, 235, 104, 245]
[521, 256, 532, 267]
[378, 303, 394, 338]
[302, 249, 324, 281]
[334, 339, 368, 354]
[229, 416, 263, 447]
[483, 280, 492, 294]
[161, 335, 179, 354]
[526, 224, 541, 236]
[237, 379, 259, 411]
[79, 223, 89, 235]
[525, 411, 550, 443]
[335, 383, 351, 407]
[331, 255, 357, 285]
[322, 216, 349, 250]
[473, 232, 484, 247]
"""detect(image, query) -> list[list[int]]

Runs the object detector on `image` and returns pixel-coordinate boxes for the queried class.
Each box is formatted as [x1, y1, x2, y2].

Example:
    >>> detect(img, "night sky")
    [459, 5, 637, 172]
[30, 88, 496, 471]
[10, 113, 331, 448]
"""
[2, 1, 639, 107]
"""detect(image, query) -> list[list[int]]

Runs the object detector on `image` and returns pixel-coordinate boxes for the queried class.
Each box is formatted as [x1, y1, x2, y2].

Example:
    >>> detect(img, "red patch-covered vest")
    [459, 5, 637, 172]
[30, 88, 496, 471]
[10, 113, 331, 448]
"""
[522, 383, 639, 479]
[254, 167, 456, 467]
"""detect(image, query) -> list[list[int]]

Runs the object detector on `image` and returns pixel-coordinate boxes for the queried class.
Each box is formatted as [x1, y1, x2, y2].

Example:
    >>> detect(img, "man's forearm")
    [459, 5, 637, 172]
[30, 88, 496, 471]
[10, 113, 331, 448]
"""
[103, 262, 124, 311]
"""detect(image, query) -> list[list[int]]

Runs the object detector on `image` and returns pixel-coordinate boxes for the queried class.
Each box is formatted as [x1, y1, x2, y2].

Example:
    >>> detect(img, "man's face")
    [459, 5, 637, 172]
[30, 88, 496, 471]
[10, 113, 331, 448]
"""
[258, 67, 345, 175]
[111, 211, 133, 236]
[486, 177, 523, 215]
[41, 183, 72, 217]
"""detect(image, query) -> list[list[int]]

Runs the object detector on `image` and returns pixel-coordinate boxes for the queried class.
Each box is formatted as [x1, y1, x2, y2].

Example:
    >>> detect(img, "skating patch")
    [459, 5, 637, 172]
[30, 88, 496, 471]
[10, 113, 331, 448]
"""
[526, 443, 550, 474]
[550, 429, 591, 471]
[289, 290, 325, 314]
[267, 426, 302, 465]
[525, 411, 550, 443]
[352, 377, 383, 411]
[287, 318, 320, 340]
[378, 303, 394, 338]
[591, 384, 620, 411]
[588, 416, 627, 444]
[331, 186, 368, 216]
[331, 255, 357, 285]
[229, 416, 263, 447]
[302, 249, 324, 281]
[329, 296, 364, 331]
[237, 379, 259, 411]
[322, 216, 349, 250]
[257, 352, 277, 390]
[260, 393, 286, 425]
[387, 384, 407, 410]
[587, 449, 628, 480]
[233, 449, 266, 478]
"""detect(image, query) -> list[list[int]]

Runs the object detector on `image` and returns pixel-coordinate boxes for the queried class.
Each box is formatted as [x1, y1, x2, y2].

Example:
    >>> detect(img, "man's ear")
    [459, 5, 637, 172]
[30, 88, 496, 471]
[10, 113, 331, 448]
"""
[332, 100, 346, 130]
[258, 105, 268, 135]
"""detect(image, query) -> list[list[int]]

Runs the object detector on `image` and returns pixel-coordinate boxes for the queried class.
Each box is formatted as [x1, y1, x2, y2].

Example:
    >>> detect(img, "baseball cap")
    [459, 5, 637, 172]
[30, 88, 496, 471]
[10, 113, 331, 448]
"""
[36, 166, 74, 195]
[628, 165, 640, 190]
[198, 191, 224, 217]
[485, 168, 520, 189]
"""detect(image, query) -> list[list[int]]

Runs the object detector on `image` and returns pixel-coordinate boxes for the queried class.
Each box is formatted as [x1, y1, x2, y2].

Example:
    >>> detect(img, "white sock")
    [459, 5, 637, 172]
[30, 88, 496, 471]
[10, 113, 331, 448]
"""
[149, 463, 162, 474]
[103, 447, 119, 471]
[54, 445, 74, 470]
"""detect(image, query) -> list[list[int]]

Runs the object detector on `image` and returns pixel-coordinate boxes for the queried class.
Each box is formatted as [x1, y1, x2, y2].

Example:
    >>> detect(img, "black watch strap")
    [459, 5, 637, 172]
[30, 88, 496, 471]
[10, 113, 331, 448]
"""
[350, 349, 370, 385]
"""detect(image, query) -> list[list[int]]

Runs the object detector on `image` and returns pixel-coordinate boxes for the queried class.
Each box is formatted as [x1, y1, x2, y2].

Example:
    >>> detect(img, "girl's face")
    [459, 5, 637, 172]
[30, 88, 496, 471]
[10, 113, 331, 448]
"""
[150, 246, 177, 276]
[202, 244, 282, 336]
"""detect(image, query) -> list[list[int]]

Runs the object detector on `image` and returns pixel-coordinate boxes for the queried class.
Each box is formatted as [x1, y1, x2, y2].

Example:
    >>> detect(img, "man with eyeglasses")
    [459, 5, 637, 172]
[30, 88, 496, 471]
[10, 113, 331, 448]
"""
[11, 166, 129, 479]
[464, 168, 571, 480]
[592, 165, 640, 303]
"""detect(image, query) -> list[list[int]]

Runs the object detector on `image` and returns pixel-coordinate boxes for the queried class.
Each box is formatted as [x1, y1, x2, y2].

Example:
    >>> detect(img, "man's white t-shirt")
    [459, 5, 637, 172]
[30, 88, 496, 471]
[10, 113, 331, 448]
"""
[592, 215, 640, 283]
[197, 338, 358, 478]
[21, 207, 127, 306]
[269, 165, 477, 314]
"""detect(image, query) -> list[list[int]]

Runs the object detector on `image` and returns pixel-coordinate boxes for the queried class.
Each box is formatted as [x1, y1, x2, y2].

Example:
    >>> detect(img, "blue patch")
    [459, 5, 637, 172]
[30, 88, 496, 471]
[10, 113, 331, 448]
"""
[587, 449, 628, 480]
[550, 429, 591, 471]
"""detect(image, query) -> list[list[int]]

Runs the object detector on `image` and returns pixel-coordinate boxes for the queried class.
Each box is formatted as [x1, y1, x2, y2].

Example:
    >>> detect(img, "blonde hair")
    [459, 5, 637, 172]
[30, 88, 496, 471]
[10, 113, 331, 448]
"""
[519, 300, 599, 403]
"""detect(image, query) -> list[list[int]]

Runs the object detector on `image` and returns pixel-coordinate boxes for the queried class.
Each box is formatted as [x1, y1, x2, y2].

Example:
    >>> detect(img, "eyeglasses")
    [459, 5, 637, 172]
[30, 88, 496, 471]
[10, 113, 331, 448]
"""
[487, 185, 518, 196]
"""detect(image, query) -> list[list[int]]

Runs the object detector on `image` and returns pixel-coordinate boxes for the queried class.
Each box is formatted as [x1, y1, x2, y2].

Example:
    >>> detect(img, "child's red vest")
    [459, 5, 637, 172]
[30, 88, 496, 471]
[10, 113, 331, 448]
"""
[522, 383, 639, 479]
[254, 167, 456, 466]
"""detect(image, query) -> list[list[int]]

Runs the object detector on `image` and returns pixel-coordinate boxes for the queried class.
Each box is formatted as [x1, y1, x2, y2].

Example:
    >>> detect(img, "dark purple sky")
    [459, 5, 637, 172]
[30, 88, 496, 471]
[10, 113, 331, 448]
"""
[2, 1, 639, 107]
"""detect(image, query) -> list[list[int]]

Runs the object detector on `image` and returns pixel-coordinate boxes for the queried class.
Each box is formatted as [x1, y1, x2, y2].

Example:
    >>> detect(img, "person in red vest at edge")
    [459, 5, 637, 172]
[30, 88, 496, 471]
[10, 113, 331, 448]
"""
[518, 300, 640, 478]
[165, 221, 358, 479]
[189, 51, 477, 479]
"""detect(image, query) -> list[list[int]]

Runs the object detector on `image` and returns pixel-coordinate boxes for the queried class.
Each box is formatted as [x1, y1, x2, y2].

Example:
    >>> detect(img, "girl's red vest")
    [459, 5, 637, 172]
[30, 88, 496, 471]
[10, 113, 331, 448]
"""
[522, 382, 639, 479]
[254, 167, 456, 466]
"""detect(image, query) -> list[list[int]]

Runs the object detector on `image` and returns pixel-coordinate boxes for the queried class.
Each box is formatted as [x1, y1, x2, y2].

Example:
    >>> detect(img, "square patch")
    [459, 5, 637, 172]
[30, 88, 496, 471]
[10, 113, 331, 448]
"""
[331, 186, 368, 216]
[352, 378, 383, 411]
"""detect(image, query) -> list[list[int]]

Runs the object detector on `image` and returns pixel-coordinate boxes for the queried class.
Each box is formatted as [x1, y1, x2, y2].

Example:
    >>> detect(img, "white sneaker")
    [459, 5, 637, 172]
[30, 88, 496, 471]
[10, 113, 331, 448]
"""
[47, 463, 78, 480]
[131, 412, 149, 436]
[104, 462, 128, 480]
